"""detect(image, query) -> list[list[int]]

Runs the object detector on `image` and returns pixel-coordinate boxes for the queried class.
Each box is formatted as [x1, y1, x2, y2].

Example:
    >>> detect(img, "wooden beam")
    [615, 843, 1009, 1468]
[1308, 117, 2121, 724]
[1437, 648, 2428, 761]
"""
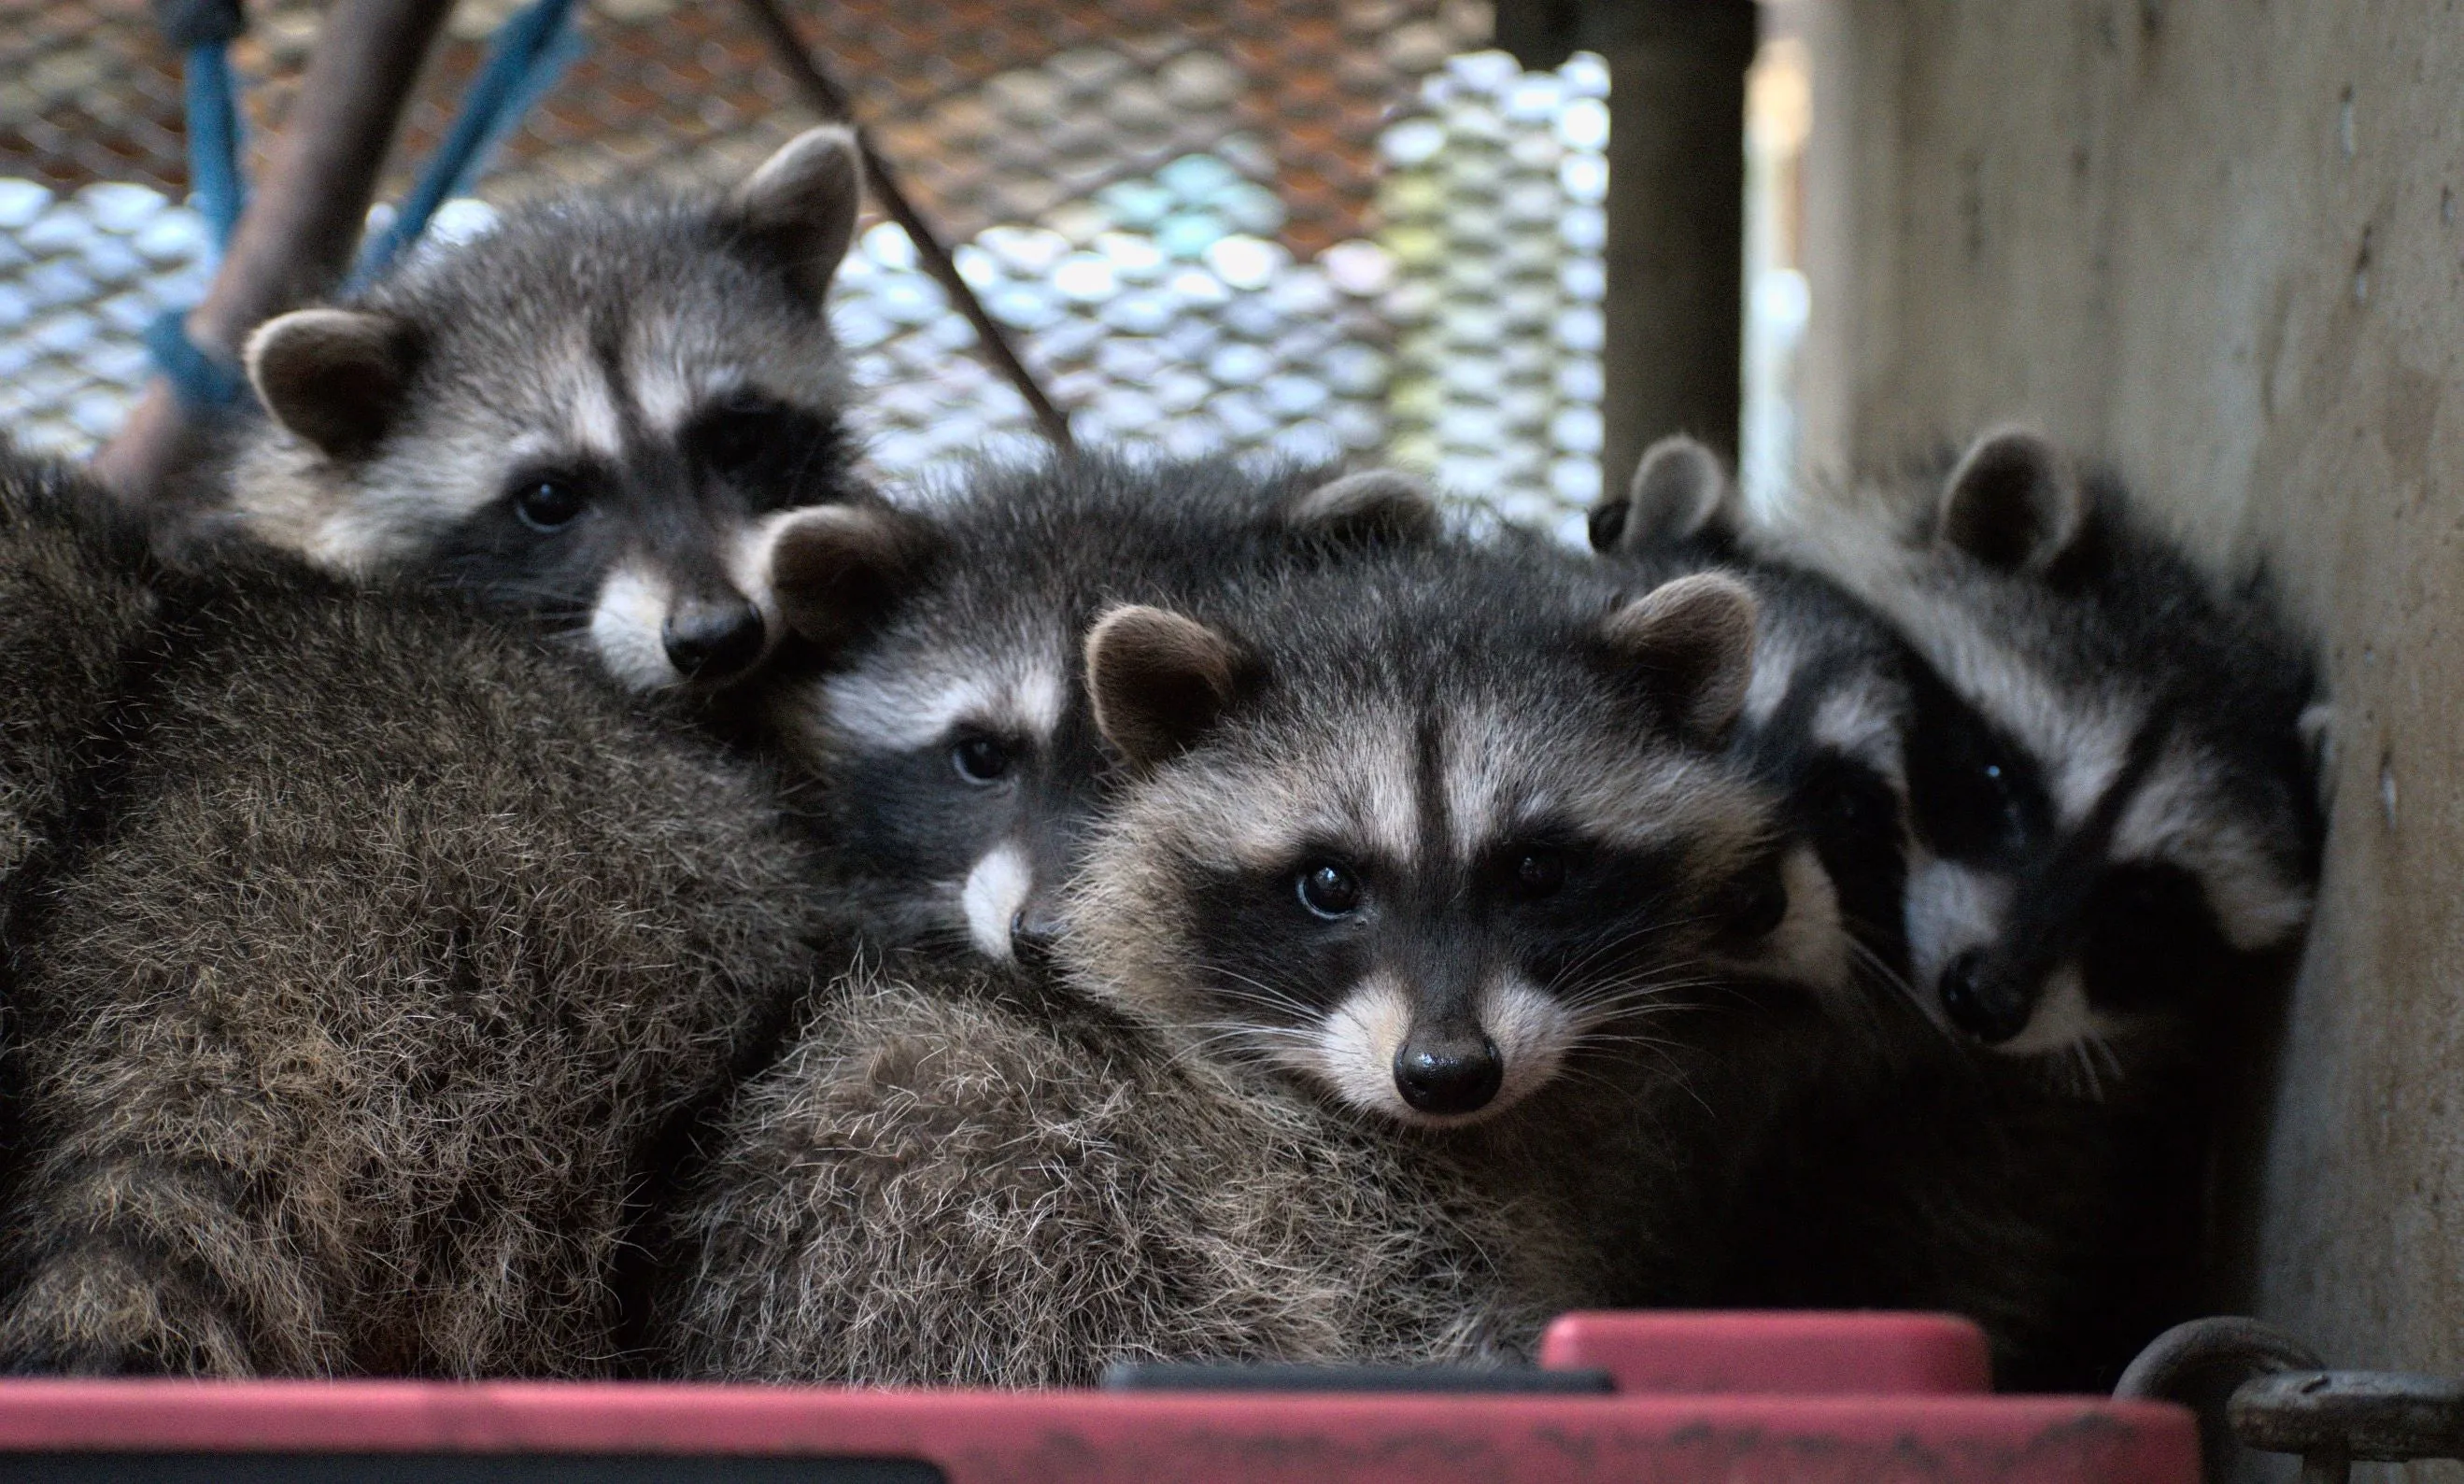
[1595, 1, 1756, 485]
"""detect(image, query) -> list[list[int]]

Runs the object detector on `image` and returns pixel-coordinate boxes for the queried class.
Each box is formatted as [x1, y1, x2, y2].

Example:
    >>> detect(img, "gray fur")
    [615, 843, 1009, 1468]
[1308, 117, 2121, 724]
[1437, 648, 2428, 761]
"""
[221, 127, 870, 692]
[0, 444, 837, 1376]
[653, 528, 1843, 1383]
[1766, 430, 2321, 1078]
[0, 448, 156, 925]
[756, 452, 1439, 963]
[1588, 440, 1929, 1011]
[653, 966, 1583, 1384]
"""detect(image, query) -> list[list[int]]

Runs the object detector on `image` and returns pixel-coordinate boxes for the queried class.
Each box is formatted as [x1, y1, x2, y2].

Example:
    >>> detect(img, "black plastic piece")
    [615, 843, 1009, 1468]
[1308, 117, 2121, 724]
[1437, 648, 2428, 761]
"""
[1100, 1363, 1615, 1393]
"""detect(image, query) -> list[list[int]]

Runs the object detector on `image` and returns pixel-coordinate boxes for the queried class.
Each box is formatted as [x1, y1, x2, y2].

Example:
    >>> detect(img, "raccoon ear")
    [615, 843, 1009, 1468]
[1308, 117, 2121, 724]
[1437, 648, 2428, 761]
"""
[730, 124, 866, 304]
[244, 308, 419, 457]
[1282, 469, 1441, 546]
[1599, 572, 1760, 745]
[1938, 427, 2085, 572]
[1590, 434, 1734, 553]
[766, 502, 936, 652]
[1085, 604, 1248, 770]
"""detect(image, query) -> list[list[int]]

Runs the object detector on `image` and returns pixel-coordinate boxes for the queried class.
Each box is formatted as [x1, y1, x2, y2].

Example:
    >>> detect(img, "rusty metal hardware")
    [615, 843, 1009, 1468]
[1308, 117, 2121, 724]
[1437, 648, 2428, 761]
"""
[2117, 1316, 2464, 1484]
[2115, 1315, 2326, 1403]
[2233, 1370, 2464, 1459]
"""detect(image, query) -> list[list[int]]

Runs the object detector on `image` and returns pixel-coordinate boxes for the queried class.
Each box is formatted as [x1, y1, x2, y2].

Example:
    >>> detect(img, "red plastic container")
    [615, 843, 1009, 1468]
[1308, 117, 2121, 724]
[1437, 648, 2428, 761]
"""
[0, 1313, 2197, 1483]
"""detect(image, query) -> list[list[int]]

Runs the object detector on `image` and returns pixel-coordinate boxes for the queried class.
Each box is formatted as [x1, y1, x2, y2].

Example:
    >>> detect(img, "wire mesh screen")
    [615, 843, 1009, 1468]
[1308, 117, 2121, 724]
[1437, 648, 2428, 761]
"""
[1, 0, 1610, 534]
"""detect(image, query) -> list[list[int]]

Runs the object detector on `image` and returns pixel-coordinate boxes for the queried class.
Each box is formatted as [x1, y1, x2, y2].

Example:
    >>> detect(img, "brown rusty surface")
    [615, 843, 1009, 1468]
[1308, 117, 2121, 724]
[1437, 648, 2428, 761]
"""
[0, 0, 1471, 258]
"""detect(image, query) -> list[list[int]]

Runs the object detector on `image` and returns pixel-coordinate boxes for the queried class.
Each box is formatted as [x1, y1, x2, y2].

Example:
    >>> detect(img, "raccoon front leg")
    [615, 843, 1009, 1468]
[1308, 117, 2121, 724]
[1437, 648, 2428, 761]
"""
[0, 1157, 334, 1377]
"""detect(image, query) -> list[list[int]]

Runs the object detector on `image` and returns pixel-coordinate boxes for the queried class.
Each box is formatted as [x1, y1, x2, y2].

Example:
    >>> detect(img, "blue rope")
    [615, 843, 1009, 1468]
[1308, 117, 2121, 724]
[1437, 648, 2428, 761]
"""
[145, 307, 249, 410]
[348, 0, 585, 290]
[149, 0, 249, 411]
[181, 40, 248, 248]
[143, 0, 585, 410]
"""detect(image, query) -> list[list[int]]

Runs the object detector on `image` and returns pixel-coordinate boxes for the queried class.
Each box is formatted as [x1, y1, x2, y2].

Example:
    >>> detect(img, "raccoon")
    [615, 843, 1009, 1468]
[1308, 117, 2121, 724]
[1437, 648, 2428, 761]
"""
[751, 452, 1437, 962]
[0, 445, 837, 1377]
[215, 125, 870, 692]
[0, 446, 156, 938]
[651, 533, 1837, 1383]
[1068, 542, 1796, 1130]
[1769, 428, 2323, 1081]
[1587, 434, 1935, 1021]
[1678, 430, 2322, 1387]
[651, 959, 1585, 1385]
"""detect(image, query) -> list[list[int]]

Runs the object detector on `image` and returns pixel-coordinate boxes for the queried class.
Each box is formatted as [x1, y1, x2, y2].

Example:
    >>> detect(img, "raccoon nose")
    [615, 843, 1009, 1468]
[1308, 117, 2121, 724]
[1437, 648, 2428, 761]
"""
[1393, 1035, 1505, 1116]
[1937, 949, 2036, 1044]
[663, 599, 766, 681]
[1010, 904, 1063, 968]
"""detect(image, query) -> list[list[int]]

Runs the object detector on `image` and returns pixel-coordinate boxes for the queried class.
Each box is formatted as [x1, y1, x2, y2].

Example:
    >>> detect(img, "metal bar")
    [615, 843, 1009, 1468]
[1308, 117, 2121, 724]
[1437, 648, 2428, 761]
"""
[92, 0, 458, 508]
[734, 0, 1074, 451]
[2232, 1371, 2464, 1463]
[2113, 1316, 2327, 1403]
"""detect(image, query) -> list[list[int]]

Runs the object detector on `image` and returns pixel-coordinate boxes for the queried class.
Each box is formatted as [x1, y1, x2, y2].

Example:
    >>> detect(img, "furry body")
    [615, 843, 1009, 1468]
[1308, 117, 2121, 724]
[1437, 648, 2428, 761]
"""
[655, 528, 1848, 1383]
[0, 455, 155, 938]
[656, 965, 1586, 1385]
[1708, 1030, 2208, 1390]
[760, 454, 1435, 961]
[0, 445, 835, 1376]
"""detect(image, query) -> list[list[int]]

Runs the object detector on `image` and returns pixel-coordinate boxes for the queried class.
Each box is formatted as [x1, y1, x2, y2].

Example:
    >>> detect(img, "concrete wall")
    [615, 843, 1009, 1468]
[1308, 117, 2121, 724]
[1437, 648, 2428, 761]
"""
[1793, 0, 2464, 1382]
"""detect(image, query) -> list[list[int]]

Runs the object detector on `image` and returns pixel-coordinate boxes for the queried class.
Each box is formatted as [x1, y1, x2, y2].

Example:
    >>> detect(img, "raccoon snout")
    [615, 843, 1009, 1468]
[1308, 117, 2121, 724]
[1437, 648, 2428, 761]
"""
[662, 597, 766, 681]
[1392, 1034, 1505, 1116]
[1937, 949, 2037, 1044]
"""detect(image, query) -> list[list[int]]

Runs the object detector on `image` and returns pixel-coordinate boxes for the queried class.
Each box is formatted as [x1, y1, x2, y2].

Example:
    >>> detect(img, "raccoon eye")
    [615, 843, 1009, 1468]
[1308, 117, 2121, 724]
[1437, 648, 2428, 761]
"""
[1511, 848, 1566, 898]
[512, 479, 588, 532]
[951, 735, 1015, 784]
[1721, 855, 1791, 939]
[1975, 762, 2027, 834]
[1296, 862, 1363, 919]
[2079, 863, 2220, 1011]
[697, 390, 786, 474]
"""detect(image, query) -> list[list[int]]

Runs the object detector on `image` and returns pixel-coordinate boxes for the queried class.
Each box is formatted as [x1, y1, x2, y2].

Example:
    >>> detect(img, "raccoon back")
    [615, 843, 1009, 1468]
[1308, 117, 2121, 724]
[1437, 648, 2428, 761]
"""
[653, 968, 1584, 1386]
[0, 543, 838, 1377]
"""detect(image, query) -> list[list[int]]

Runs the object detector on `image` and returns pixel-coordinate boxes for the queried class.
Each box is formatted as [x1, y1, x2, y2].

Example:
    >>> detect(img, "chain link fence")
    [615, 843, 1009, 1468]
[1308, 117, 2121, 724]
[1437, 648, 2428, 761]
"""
[2, 0, 1617, 533]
